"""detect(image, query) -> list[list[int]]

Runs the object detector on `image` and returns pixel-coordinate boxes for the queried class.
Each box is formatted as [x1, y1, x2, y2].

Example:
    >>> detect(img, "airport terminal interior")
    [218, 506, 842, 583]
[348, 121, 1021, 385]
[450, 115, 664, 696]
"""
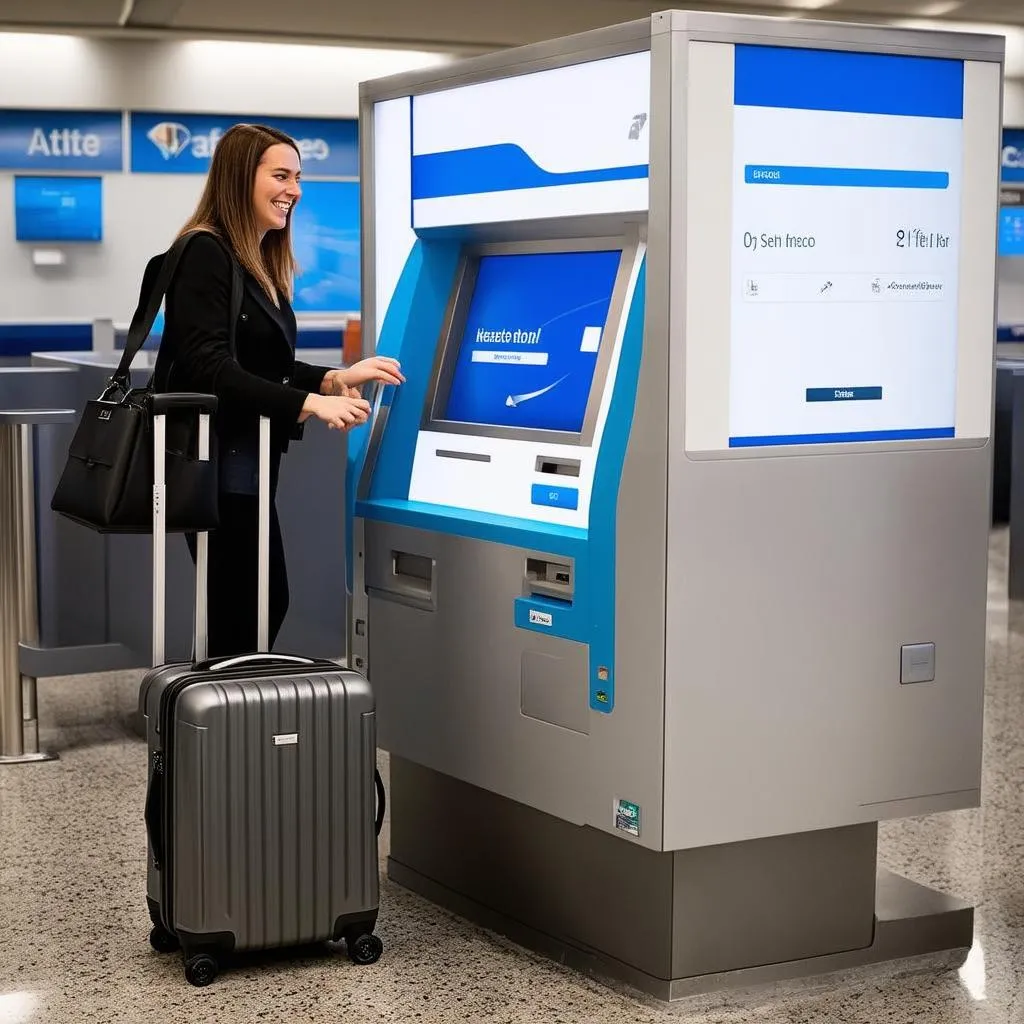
[2, 0, 1024, 1021]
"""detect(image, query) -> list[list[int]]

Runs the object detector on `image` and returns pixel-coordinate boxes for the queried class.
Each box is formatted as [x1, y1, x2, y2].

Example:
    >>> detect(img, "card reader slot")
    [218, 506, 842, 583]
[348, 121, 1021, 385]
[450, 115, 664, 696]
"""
[525, 556, 573, 601]
[535, 456, 581, 478]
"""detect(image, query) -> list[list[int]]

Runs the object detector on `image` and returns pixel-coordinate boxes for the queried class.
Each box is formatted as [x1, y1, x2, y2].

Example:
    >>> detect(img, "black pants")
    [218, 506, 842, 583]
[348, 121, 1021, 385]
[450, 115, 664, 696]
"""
[186, 493, 290, 658]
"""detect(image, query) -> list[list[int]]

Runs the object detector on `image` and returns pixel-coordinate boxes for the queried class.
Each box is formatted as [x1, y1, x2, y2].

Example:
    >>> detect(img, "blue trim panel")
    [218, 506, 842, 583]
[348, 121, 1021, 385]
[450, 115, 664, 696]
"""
[0, 323, 92, 356]
[412, 144, 648, 200]
[356, 498, 588, 556]
[296, 327, 342, 350]
[734, 46, 964, 120]
[514, 595, 588, 644]
[998, 324, 1024, 342]
[587, 259, 646, 712]
[368, 240, 464, 503]
[345, 239, 462, 592]
[729, 427, 955, 447]
[745, 166, 949, 190]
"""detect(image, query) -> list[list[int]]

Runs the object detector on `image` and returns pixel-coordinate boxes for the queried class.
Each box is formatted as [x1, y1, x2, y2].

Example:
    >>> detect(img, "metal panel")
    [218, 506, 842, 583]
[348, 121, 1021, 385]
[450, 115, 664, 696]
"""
[365, 523, 591, 825]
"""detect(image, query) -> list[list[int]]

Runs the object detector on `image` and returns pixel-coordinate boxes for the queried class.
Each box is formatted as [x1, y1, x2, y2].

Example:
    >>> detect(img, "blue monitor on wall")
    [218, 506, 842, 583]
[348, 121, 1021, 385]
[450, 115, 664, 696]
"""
[14, 176, 103, 242]
[438, 249, 622, 434]
[999, 207, 1024, 256]
[291, 180, 360, 313]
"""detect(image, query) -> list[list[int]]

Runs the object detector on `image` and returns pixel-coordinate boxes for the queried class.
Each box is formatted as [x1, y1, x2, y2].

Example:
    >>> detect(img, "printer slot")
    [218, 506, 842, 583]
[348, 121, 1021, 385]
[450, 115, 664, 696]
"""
[525, 557, 573, 600]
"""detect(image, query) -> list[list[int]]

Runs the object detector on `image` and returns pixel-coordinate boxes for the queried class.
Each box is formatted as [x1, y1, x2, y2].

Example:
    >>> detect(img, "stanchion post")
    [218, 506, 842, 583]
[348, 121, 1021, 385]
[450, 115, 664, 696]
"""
[0, 419, 57, 765]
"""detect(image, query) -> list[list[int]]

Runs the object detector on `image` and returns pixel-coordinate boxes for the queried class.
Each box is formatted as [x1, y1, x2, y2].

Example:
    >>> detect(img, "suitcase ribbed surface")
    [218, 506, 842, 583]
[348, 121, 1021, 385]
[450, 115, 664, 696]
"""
[169, 670, 377, 950]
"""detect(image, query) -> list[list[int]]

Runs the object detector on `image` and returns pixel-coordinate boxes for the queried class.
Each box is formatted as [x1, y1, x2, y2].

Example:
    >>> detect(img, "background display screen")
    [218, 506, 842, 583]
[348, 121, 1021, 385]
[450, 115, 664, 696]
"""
[442, 249, 620, 433]
[15, 176, 103, 242]
[999, 206, 1024, 256]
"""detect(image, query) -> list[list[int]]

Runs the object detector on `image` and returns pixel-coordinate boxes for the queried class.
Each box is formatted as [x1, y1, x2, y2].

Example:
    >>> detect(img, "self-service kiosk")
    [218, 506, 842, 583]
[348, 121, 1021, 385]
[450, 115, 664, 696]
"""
[349, 11, 1004, 998]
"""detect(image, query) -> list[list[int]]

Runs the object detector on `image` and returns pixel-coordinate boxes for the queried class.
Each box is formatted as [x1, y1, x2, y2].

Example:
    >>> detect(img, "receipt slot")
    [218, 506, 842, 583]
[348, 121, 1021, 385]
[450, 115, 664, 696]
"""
[351, 12, 1003, 999]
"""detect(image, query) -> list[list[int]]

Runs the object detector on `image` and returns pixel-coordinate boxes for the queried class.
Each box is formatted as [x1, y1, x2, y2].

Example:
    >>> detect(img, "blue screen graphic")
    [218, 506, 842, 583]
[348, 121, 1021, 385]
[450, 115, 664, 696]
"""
[999, 207, 1024, 256]
[14, 176, 102, 242]
[443, 250, 621, 433]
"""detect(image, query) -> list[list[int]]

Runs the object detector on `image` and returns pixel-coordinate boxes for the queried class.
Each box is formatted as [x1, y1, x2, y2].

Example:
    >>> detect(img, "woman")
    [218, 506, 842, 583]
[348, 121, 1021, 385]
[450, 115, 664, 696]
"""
[154, 123, 403, 656]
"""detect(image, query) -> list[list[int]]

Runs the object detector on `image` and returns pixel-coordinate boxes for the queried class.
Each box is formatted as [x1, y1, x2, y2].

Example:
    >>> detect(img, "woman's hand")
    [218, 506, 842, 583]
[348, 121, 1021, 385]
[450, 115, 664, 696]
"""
[300, 393, 371, 431]
[324, 356, 405, 393]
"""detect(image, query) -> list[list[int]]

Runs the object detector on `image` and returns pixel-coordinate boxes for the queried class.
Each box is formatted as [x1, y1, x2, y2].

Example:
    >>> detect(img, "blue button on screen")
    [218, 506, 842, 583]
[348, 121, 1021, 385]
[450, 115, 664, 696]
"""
[531, 484, 579, 510]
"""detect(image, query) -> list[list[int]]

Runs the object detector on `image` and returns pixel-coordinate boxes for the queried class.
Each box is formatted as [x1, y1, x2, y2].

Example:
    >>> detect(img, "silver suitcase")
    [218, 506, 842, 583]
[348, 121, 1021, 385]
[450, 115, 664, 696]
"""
[139, 408, 383, 987]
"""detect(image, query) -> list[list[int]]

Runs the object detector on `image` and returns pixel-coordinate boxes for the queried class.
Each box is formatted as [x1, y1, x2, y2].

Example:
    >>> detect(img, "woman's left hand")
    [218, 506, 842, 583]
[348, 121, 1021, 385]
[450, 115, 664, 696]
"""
[337, 357, 406, 390]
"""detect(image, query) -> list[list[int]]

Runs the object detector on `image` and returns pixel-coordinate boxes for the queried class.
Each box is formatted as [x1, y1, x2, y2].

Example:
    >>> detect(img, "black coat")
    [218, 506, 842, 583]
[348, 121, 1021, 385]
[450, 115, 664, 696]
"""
[152, 232, 328, 480]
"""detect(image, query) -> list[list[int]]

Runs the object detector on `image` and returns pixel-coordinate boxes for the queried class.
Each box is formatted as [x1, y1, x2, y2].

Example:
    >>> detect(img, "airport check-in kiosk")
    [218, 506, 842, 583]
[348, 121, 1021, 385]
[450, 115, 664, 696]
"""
[350, 12, 1003, 998]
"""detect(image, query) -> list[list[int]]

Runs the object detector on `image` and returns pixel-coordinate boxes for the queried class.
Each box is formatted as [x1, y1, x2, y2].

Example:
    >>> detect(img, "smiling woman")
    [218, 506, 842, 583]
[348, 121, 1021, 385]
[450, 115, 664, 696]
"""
[150, 122, 404, 656]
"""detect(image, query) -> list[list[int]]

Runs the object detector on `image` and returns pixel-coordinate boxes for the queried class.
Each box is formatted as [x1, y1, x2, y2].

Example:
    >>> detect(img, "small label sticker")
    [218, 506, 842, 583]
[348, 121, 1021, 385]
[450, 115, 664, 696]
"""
[529, 609, 553, 627]
[615, 798, 640, 837]
[273, 733, 298, 746]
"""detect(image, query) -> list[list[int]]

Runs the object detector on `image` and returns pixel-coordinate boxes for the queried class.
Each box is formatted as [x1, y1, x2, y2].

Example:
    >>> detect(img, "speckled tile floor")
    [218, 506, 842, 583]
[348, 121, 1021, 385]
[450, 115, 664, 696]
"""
[1, 530, 1022, 1023]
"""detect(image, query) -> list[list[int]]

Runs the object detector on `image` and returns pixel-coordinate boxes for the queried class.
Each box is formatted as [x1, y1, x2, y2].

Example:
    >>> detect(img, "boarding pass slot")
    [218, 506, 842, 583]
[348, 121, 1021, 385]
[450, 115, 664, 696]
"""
[535, 456, 581, 478]
[386, 550, 436, 603]
[526, 557, 573, 601]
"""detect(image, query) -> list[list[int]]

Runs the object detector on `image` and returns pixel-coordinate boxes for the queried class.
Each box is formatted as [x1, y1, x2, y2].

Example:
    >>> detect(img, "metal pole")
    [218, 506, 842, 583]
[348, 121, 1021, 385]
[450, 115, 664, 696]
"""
[0, 421, 56, 764]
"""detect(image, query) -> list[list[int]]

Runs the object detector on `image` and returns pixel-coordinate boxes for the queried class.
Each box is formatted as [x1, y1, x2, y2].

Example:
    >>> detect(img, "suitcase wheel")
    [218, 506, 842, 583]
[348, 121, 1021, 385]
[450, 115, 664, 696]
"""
[347, 932, 384, 966]
[184, 953, 219, 987]
[149, 926, 180, 954]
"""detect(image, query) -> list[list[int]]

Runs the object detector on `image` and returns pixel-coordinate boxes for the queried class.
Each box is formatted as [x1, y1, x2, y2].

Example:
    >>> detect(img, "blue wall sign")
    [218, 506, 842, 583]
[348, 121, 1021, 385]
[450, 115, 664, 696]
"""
[0, 110, 123, 171]
[1004, 128, 1024, 184]
[129, 113, 358, 177]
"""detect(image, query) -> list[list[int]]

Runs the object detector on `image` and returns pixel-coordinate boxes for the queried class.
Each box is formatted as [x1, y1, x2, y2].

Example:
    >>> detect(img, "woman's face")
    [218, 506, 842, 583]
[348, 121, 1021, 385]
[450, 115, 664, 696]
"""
[252, 142, 302, 237]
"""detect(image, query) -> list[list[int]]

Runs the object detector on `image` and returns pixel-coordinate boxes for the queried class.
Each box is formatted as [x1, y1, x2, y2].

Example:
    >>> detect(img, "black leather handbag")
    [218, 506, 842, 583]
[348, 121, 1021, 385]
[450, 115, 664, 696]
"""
[51, 230, 242, 534]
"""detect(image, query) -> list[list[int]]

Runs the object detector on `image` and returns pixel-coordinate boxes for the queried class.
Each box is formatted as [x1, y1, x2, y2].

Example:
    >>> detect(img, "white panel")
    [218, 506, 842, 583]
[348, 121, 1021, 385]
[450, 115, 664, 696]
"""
[412, 179, 649, 228]
[683, 42, 733, 454]
[955, 60, 1003, 440]
[373, 97, 417, 346]
[412, 51, 650, 170]
[410, 51, 650, 226]
[408, 431, 596, 528]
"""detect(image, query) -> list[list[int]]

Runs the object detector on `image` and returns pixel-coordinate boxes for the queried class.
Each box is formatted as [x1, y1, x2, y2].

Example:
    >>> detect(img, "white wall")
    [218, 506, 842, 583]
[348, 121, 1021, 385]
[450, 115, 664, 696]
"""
[0, 32, 451, 323]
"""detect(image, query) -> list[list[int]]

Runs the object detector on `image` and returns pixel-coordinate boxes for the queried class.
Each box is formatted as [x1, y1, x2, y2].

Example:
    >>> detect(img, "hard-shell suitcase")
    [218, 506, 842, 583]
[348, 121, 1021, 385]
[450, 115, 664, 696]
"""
[139, 412, 384, 987]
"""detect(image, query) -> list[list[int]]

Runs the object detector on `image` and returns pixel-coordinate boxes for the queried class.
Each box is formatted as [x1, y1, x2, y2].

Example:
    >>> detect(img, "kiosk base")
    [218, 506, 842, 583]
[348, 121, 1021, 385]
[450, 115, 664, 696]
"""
[387, 757, 974, 1002]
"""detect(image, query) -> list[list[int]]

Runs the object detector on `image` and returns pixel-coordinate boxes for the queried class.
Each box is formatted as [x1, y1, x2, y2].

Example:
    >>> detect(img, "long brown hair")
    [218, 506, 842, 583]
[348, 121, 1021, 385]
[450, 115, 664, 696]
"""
[178, 123, 299, 302]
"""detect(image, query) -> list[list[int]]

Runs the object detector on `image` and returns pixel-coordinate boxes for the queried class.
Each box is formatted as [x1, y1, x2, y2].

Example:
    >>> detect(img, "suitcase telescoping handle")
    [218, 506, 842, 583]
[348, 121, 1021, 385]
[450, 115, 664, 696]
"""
[151, 393, 218, 667]
[152, 409, 273, 666]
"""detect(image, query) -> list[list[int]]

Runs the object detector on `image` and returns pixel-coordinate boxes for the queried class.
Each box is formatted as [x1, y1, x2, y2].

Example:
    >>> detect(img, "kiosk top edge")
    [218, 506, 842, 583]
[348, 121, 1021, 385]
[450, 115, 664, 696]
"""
[359, 9, 1005, 105]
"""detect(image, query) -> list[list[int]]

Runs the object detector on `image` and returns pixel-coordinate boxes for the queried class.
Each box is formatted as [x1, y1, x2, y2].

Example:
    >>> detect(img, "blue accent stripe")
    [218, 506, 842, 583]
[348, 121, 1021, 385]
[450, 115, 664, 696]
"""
[587, 258, 646, 713]
[367, 241, 464, 503]
[735, 46, 964, 120]
[745, 166, 949, 190]
[345, 239, 463, 593]
[729, 427, 955, 447]
[356, 497, 587, 556]
[412, 144, 648, 201]
[997, 324, 1024, 342]
[0, 323, 92, 357]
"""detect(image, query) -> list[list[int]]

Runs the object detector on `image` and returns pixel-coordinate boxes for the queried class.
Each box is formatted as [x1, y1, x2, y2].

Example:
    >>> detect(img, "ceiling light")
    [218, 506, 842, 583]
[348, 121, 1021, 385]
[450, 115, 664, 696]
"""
[916, 1, 964, 14]
[777, 0, 840, 9]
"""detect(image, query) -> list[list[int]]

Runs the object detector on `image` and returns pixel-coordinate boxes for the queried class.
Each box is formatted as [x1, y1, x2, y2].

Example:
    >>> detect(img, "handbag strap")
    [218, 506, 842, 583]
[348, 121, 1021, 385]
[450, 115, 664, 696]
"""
[112, 229, 245, 392]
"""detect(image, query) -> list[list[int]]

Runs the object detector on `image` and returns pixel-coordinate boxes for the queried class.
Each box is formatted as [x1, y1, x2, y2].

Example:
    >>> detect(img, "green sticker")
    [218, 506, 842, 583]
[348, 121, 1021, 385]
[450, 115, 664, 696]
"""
[615, 798, 640, 837]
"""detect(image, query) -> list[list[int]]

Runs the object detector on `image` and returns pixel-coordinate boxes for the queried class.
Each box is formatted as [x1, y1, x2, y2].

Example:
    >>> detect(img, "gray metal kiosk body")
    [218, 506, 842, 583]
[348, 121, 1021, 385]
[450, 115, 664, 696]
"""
[352, 12, 1003, 998]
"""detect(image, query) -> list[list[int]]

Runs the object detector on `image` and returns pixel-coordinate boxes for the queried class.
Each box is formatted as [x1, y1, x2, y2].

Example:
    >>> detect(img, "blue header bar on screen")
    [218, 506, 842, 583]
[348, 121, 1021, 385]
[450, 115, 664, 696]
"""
[734, 46, 964, 120]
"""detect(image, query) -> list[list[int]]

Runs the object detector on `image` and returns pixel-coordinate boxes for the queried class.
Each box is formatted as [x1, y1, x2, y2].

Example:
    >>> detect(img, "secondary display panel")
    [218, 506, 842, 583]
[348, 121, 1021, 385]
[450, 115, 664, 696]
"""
[684, 40, 1001, 454]
[14, 175, 103, 242]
